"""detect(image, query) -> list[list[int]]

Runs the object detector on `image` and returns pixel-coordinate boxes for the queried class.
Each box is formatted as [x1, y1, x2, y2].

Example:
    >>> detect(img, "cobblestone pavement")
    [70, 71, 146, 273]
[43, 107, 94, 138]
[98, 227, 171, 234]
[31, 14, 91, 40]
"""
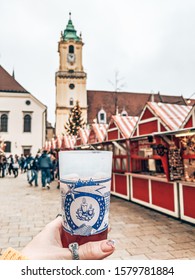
[0, 173, 195, 260]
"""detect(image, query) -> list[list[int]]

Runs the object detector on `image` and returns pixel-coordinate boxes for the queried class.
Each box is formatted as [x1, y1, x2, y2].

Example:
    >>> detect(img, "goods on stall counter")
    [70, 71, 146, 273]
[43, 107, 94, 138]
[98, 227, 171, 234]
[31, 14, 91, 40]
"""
[168, 148, 184, 181]
[155, 144, 168, 156]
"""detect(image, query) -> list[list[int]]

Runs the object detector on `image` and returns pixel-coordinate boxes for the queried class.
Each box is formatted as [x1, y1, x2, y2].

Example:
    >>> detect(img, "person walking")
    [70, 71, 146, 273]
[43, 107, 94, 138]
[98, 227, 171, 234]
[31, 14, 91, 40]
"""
[29, 154, 39, 187]
[24, 154, 34, 182]
[19, 154, 26, 173]
[7, 154, 14, 176]
[38, 150, 52, 189]
[12, 154, 19, 177]
[50, 152, 57, 182]
[0, 155, 7, 178]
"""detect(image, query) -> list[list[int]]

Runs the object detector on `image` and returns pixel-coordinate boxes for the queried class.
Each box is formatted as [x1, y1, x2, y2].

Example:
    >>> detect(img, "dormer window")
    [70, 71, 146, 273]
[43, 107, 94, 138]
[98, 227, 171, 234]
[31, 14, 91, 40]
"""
[121, 108, 128, 116]
[97, 108, 107, 124]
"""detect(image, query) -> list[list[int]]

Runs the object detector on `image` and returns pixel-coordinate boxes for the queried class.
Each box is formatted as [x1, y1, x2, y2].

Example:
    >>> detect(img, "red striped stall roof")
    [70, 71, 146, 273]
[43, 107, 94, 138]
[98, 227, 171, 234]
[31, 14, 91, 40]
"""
[112, 115, 139, 138]
[91, 123, 108, 142]
[147, 102, 192, 130]
[56, 135, 62, 149]
[62, 134, 76, 149]
[78, 127, 90, 145]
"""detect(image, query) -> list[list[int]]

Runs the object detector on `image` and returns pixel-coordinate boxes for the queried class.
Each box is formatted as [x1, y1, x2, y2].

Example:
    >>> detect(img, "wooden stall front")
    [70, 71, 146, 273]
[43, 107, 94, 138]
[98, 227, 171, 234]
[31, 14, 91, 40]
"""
[104, 115, 138, 199]
[177, 130, 195, 224]
[129, 134, 180, 217]
[129, 128, 195, 223]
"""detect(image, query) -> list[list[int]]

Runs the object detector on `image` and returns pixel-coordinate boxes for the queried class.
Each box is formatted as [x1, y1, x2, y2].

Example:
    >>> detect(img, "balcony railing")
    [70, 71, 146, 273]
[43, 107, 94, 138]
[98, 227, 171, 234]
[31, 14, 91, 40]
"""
[56, 71, 87, 79]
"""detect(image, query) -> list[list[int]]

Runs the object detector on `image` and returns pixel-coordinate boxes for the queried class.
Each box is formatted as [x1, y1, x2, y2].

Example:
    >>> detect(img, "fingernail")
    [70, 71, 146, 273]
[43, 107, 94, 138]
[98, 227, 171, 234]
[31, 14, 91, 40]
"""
[101, 239, 116, 252]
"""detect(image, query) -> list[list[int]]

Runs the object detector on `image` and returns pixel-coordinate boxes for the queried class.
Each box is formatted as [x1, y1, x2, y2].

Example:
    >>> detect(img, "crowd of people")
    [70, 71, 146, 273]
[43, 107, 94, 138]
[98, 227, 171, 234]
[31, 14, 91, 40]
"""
[0, 150, 60, 189]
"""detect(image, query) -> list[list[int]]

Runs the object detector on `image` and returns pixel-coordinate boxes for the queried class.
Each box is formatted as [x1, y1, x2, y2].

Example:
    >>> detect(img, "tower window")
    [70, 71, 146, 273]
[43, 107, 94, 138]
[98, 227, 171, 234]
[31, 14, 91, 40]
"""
[24, 114, 31, 132]
[0, 113, 8, 132]
[69, 83, 75, 89]
[69, 45, 74, 54]
[70, 98, 74, 106]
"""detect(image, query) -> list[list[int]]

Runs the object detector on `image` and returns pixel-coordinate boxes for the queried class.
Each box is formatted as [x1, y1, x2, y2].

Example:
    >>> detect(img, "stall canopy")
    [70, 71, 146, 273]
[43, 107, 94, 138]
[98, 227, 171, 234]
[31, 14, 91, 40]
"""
[44, 134, 76, 151]
[88, 123, 108, 144]
[61, 134, 76, 149]
[106, 115, 138, 141]
[76, 127, 90, 146]
[132, 102, 193, 137]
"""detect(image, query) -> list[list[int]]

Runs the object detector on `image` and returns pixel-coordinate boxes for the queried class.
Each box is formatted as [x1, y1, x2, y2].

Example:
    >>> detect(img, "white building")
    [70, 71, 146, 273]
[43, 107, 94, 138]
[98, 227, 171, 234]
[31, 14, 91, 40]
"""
[0, 65, 47, 156]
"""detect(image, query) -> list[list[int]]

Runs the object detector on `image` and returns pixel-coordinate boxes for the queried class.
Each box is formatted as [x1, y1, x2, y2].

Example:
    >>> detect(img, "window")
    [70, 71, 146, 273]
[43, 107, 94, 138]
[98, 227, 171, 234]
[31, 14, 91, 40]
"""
[121, 109, 128, 116]
[69, 83, 75, 89]
[70, 98, 74, 106]
[97, 109, 107, 124]
[25, 100, 31, 105]
[0, 114, 8, 132]
[24, 114, 31, 132]
[22, 146, 31, 156]
[100, 113, 105, 121]
[69, 45, 74, 53]
[4, 141, 11, 153]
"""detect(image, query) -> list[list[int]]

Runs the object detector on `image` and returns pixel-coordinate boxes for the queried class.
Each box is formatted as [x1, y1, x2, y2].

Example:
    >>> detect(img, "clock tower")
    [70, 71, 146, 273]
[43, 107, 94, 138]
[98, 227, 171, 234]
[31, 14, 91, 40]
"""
[55, 13, 87, 135]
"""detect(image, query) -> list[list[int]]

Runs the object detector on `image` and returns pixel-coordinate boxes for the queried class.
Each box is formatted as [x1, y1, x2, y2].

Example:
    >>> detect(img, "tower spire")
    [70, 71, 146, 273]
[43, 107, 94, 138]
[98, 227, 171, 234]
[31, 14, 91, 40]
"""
[63, 13, 81, 41]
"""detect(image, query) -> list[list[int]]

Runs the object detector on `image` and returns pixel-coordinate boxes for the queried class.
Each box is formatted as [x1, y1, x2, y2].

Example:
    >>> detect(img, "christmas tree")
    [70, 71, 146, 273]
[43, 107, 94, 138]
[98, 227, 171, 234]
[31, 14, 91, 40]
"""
[65, 100, 85, 136]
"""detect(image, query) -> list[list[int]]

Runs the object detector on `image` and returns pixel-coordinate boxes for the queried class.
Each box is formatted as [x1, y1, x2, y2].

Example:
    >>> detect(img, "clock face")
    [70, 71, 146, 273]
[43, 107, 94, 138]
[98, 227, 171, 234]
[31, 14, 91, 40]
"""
[67, 53, 75, 63]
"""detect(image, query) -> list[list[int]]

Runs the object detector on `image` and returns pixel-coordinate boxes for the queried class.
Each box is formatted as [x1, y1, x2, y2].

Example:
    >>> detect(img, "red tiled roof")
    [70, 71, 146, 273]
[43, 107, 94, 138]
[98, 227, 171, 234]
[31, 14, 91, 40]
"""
[87, 90, 186, 124]
[0, 65, 29, 93]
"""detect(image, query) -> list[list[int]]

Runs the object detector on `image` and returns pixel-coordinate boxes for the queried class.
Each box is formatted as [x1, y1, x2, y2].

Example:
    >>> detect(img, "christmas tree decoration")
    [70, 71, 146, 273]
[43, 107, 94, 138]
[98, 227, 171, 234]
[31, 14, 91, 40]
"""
[65, 100, 85, 136]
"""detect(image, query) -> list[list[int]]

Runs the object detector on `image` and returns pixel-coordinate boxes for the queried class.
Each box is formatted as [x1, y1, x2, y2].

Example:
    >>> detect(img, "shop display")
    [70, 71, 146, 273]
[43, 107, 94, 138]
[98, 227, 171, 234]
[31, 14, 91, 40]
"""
[168, 148, 184, 181]
[180, 135, 195, 182]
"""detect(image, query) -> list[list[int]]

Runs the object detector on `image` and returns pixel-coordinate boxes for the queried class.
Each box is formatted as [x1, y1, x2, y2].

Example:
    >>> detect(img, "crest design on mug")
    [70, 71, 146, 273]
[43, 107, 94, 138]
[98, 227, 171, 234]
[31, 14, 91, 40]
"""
[61, 177, 110, 236]
[76, 197, 95, 221]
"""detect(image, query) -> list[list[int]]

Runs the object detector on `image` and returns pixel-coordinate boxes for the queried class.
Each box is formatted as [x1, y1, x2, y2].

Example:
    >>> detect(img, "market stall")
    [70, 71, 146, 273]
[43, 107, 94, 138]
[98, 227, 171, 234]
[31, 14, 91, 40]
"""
[177, 130, 195, 224]
[132, 101, 193, 137]
[88, 123, 108, 144]
[129, 134, 179, 217]
[104, 115, 138, 199]
[129, 127, 195, 223]
[127, 102, 195, 221]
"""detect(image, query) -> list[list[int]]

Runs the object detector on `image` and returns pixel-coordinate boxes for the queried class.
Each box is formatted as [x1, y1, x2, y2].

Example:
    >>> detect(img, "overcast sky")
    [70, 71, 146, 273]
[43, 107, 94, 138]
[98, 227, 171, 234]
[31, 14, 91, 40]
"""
[1, 0, 195, 125]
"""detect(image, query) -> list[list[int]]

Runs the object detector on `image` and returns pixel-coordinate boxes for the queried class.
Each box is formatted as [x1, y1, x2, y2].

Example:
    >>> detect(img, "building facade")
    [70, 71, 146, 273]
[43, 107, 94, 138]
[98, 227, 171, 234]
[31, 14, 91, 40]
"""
[55, 13, 87, 135]
[0, 65, 47, 156]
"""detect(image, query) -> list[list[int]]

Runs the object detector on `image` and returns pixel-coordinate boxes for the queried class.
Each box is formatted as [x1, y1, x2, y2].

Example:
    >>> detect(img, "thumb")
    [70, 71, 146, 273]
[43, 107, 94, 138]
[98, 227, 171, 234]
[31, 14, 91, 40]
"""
[78, 240, 115, 260]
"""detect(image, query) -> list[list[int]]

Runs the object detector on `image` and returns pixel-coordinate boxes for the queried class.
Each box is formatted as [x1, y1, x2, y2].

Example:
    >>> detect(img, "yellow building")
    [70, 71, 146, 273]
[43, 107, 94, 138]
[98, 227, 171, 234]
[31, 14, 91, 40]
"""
[55, 13, 87, 135]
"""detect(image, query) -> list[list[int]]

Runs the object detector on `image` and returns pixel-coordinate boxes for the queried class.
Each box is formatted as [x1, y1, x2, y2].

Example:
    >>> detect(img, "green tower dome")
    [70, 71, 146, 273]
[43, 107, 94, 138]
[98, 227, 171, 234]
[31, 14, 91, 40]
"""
[63, 13, 81, 41]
